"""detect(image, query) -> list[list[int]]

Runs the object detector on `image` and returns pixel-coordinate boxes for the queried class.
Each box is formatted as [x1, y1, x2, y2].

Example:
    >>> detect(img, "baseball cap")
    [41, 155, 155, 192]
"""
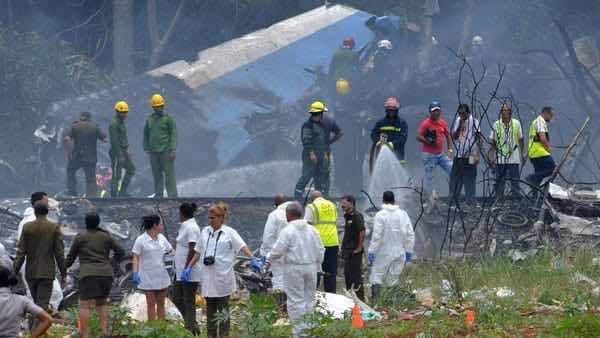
[429, 101, 441, 112]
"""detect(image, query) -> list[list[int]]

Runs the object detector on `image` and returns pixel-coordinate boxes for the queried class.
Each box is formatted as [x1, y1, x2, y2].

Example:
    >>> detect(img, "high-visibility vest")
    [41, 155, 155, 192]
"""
[528, 116, 551, 159]
[308, 197, 339, 247]
[493, 119, 520, 157]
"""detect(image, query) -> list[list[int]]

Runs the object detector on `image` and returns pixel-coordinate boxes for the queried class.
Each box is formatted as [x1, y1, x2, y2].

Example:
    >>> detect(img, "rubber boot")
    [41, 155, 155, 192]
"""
[120, 176, 132, 197]
[371, 284, 381, 304]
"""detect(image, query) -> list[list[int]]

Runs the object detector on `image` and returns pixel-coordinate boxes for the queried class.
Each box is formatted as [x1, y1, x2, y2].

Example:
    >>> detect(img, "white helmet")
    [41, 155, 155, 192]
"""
[377, 39, 393, 50]
[472, 35, 483, 46]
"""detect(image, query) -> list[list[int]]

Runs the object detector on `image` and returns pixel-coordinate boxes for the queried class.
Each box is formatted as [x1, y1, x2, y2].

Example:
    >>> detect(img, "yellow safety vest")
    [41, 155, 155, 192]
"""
[528, 116, 551, 159]
[308, 198, 339, 247]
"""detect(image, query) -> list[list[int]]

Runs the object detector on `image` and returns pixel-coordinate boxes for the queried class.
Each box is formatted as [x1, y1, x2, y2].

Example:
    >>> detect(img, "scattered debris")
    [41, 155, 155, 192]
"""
[495, 287, 515, 298]
[555, 213, 600, 236]
[122, 292, 182, 321]
[415, 288, 435, 308]
[572, 272, 598, 287]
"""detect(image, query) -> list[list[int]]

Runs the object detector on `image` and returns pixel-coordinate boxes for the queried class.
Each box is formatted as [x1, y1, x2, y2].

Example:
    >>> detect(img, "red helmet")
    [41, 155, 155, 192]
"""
[342, 37, 355, 49]
[384, 96, 400, 110]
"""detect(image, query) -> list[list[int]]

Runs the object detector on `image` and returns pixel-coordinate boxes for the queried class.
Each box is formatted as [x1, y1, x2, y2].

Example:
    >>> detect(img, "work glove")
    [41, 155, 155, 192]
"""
[132, 272, 141, 285]
[181, 267, 192, 282]
[368, 253, 376, 267]
[249, 257, 264, 272]
[399, 159, 407, 165]
[405, 252, 413, 263]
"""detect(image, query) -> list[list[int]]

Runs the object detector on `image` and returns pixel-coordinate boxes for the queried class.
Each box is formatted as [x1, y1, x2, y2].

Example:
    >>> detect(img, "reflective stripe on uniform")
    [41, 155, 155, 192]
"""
[308, 198, 339, 247]
[379, 126, 402, 132]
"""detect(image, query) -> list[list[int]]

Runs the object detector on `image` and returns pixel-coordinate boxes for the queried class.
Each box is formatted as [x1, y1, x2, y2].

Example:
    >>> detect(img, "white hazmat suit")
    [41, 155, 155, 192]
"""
[267, 219, 324, 337]
[368, 204, 415, 286]
[259, 201, 291, 290]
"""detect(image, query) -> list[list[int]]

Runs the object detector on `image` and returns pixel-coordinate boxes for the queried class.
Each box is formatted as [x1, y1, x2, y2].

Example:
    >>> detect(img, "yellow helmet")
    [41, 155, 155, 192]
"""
[114, 101, 129, 113]
[308, 100, 328, 114]
[151, 94, 165, 107]
[336, 78, 350, 95]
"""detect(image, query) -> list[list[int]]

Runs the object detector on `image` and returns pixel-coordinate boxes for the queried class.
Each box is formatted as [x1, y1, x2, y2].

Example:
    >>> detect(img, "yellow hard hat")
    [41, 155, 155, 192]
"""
[336, 78, 350, 95]
[151, 94, 165, 107]
[308, 100, 328, 114]
[114, 101, 129, 113]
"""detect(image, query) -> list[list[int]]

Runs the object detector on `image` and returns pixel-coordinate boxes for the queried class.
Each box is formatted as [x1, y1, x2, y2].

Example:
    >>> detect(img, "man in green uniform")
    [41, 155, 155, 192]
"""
[294, 101, 335, 201]
[143, 94, 178, 198]
[109, 101, 135, 197]
[14, 202, 66, 318]
[64, 111, 107, 197]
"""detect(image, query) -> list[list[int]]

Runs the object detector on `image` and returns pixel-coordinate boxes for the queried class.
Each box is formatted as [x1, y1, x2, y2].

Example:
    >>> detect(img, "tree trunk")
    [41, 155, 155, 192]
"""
[458, 0, 476, 56]
[112, 0, 135, 77]
[147, 0, 187, 69]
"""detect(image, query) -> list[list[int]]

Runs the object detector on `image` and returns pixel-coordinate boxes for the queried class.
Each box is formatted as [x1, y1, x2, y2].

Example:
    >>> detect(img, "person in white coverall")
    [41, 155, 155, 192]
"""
[18, 192, 63, 311]
[368, 190, 415, 302]
[267, 202, 325, 337]
[259, 194, 291, 291]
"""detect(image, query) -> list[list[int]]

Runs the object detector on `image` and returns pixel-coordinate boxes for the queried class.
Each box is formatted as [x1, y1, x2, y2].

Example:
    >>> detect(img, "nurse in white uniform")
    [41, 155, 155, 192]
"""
[132, 214, 173, 321]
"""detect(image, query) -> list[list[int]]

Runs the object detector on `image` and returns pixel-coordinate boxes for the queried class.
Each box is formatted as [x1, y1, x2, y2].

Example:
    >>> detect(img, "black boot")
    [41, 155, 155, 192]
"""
[371, 284, 381, 304]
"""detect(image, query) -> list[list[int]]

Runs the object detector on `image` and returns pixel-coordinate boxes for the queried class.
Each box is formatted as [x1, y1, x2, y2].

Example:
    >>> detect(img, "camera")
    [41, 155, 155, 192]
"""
[424, 128, 437, 145]
[203, 256, 215, 266]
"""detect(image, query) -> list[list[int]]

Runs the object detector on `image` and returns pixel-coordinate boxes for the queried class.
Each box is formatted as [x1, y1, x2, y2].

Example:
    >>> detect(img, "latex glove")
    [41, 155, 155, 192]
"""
[132, 272, 141, 285]
[249, 257, 264, 272]
[181, 267, 192, 282]
[368, 253, 376, 267]
[405, 252, 413, 262]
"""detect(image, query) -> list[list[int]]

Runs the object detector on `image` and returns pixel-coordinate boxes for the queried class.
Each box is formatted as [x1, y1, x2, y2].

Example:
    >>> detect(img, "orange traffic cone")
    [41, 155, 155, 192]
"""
[465, 309, 475, 327]
[352, 304, 364, 329]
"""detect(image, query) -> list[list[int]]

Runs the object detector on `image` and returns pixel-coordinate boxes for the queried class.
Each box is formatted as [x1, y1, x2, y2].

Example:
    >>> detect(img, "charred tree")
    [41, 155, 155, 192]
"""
[112, 0, 135, 76]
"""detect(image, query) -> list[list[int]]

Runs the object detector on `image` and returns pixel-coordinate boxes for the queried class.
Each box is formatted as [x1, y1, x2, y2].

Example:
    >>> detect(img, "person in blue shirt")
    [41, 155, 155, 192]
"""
[370, 96, 408, 164]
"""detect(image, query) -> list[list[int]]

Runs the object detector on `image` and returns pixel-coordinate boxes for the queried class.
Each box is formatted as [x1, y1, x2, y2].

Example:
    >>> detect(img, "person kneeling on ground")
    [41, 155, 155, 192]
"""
[0, 266, 53, 338]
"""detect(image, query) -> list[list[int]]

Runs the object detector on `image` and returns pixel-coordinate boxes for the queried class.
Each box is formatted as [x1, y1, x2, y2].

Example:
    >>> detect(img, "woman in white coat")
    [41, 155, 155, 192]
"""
[131, 215, 173, 321]
[367, 191, 415, 301]
[184, 202, 256, 338]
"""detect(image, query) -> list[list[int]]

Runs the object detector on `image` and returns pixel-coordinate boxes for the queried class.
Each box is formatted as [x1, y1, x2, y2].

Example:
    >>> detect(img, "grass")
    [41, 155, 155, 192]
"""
[41, 245, 600, 337]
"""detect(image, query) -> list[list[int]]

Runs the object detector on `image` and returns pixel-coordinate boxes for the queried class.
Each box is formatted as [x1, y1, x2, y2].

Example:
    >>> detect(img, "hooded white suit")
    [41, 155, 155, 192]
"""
[268, 219, 324, 337]
[259, 201, 291, 290]
[368, 204, 414, 286]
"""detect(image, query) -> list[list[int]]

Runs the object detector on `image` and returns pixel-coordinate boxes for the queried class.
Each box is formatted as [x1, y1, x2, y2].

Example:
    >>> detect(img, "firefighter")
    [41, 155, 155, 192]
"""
[329, 37, 360, 85]
[64, 112, 107, 197]
[109, 101, 135, 197]
[370, 96, 408, 164]
[143, 94, 178, 198]
[294, 101, 340, 201]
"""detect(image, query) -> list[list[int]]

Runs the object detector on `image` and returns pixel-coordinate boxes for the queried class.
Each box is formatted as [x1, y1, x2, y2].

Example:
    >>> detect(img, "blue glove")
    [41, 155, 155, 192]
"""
[368, 253, 376, 267]
[132, 272, 141, 285]
[405, 252, 413, 262]
[181, 267, 192, 282]
[249, 257, 264, 272]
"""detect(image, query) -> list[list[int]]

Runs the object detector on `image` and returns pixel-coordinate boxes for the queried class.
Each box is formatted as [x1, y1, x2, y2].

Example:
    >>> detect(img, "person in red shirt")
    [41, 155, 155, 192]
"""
[416, 101, 454, 195]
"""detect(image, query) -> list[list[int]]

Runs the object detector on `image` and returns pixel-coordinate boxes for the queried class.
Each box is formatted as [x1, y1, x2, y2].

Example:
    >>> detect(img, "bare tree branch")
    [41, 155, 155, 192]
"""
[148, 0, 188, 69]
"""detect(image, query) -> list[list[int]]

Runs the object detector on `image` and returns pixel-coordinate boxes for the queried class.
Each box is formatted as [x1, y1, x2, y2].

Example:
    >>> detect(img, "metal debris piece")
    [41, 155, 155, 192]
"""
[495, 287, 514, 298]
